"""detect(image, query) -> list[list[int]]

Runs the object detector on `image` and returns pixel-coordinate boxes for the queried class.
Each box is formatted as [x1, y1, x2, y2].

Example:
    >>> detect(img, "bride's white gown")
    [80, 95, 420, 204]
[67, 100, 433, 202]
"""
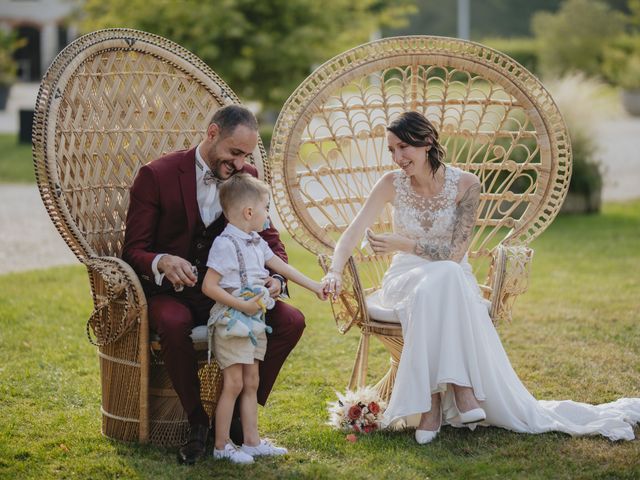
[375, 166, 640, 440]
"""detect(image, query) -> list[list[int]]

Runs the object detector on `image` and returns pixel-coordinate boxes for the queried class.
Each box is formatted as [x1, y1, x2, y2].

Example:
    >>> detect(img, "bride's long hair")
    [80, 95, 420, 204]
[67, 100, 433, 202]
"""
[386, 111, 445, 177]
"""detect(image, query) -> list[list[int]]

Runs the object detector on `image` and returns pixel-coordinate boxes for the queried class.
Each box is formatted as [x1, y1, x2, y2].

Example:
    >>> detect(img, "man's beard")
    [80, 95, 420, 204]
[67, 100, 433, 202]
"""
[209, 143, 237, 179]
[212, 158, 237, 179]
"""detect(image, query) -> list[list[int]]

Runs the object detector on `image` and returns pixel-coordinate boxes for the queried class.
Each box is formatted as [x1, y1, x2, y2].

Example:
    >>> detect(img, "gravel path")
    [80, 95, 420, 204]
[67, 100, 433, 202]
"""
[598, 117, 640, 202]
[1, 117, 638, 275]
[0, 184, 78, 274]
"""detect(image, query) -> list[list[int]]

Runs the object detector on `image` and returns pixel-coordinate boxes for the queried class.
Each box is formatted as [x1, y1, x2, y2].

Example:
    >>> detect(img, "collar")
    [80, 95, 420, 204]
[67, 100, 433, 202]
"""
[223, 223, 261, 243]
[195, 143, 210, 181]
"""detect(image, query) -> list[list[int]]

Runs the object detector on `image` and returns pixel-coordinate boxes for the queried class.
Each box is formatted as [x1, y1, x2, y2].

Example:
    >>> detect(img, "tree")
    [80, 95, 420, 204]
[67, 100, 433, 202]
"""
[532, 0, 627, 77]
[0, 29, 26, 87]
[79, 0, 413, 111]
[384, 0, 629, 39]
[630, 0, 640, 26]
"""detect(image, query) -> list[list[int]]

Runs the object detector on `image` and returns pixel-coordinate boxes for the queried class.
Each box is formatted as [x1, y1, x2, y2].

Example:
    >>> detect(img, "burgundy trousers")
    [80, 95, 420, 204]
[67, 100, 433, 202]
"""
[148, 288, 305, 427]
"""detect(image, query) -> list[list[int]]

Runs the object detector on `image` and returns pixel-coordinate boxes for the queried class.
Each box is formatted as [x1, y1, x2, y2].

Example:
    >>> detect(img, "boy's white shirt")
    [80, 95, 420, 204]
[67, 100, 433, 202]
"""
[206, 223, 275, 290]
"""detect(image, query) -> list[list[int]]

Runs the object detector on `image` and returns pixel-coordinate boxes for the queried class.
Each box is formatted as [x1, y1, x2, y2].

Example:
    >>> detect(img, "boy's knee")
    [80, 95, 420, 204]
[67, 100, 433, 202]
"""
[243, 370, 260, 392]
[223, 373, 244, 396]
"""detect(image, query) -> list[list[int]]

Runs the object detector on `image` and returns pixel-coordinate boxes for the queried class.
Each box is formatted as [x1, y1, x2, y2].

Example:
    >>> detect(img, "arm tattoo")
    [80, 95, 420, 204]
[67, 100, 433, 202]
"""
[413, 183, 481, 262]
[414, 240, 451, 260]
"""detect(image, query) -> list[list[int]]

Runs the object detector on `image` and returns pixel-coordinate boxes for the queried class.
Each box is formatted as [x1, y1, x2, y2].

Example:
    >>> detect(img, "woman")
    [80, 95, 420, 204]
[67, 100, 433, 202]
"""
[322, 111, 640, 444]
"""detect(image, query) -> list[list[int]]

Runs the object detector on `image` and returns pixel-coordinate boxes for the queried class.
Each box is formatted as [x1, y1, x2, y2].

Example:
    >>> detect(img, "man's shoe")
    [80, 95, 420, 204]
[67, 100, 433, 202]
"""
[177, 424, 209, 465]
[229, 416, 244, 445]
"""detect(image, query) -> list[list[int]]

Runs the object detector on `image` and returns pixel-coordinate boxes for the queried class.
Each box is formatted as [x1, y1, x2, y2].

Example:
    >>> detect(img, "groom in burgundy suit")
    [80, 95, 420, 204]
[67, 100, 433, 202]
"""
[122, 105, 305, 464]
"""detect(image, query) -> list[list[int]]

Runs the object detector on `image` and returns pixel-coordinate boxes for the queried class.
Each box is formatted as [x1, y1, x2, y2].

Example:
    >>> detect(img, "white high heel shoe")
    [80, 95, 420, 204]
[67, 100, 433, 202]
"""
[458, 407, 486, 425]
[415, 408, 442, 445]
[415, 426, 440, 444]
[453, 389, 486, 425]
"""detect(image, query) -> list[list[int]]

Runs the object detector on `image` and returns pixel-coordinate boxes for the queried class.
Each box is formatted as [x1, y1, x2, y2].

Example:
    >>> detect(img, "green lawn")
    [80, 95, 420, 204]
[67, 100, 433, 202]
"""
[0, 134, 34, 183]
[1, 202, 639, 479]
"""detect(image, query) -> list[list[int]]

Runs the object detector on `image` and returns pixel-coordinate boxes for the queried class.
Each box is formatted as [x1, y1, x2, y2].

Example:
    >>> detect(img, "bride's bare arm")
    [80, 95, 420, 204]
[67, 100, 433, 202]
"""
[323, 173, 395, 293]
[414, 180, 481, 263]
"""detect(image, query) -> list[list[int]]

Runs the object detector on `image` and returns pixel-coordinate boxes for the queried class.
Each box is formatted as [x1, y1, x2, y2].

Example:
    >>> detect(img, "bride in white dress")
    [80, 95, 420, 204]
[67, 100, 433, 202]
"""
[321, 111, 640, 444]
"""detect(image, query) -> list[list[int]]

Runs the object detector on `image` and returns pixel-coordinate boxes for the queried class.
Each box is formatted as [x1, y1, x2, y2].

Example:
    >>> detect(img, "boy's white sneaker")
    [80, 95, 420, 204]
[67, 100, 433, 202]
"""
[240, 439, 288, 457]
[213, 442, 254, 464]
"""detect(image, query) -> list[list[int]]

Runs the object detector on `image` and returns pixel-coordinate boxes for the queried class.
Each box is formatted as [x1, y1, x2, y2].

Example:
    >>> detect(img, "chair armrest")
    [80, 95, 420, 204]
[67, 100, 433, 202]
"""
[318, 254, 369, 334]
[488, 244, 534, 324]
[83, 255, 148, 346]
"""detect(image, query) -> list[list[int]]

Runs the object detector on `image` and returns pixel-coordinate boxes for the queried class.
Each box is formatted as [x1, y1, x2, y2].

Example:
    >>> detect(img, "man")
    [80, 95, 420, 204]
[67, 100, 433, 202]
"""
[122, 105, 305, 464]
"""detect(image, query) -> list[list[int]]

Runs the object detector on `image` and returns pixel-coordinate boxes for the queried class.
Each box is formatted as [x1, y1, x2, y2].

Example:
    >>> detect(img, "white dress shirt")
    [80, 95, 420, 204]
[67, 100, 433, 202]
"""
[194, 144, 223, 227]
[151, 143, 223, 285]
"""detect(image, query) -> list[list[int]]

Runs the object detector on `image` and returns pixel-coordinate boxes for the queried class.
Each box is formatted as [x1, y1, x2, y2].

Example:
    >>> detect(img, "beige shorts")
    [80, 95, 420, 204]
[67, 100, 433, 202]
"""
[213, 327, 267, 370]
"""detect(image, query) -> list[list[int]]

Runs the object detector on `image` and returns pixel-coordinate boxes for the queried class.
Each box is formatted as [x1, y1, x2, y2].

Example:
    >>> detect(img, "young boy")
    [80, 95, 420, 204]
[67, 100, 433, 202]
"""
[202, 173, 326, 464]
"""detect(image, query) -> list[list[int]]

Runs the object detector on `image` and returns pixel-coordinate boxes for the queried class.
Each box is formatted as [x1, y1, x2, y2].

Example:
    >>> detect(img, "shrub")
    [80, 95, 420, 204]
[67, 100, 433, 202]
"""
[546, 73, 610, 211]
[532, 0, 626, 78]
[0, 30, 26, 86]
[602, 35, 640, 90]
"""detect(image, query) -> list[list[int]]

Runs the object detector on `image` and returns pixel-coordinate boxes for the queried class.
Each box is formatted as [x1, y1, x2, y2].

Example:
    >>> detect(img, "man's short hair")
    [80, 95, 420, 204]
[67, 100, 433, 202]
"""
[219, 173, 270, 216]
[210, 105, 258, 137]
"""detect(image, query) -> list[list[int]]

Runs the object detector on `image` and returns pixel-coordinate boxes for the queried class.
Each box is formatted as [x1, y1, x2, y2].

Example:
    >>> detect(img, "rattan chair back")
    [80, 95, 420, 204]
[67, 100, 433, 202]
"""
[272, 35, 570, 277]
[33, 28, 266, 262]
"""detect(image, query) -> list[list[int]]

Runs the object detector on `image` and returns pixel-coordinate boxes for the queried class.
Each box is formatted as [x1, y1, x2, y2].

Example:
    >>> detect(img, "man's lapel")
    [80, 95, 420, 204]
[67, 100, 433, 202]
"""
[178, 147, 198, 232]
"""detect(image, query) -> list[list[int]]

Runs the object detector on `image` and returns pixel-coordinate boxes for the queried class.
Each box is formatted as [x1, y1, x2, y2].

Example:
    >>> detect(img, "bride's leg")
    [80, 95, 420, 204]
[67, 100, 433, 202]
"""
[417, 392, 442, 431]
[452, 384, 480, 413]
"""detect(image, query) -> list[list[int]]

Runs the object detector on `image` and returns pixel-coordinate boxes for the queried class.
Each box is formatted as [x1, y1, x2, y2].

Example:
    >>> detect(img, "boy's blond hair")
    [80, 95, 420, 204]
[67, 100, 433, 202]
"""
[219, 173, 270, 216]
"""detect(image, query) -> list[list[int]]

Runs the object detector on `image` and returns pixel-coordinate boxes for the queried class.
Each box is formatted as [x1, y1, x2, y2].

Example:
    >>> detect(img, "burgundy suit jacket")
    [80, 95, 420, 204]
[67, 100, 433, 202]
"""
[122, 147, 287, 291]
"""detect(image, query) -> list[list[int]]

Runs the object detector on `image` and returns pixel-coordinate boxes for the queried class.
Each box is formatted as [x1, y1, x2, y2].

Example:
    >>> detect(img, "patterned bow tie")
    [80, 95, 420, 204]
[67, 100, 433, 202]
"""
[245, 234, 261, 246]
[203, 170, 222, 186]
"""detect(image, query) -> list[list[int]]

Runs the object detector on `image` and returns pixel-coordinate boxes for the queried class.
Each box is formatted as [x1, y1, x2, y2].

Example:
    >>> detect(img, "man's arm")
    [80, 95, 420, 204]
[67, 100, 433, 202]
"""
[122, 164, 196, 288]
[122, 165, 161, 280]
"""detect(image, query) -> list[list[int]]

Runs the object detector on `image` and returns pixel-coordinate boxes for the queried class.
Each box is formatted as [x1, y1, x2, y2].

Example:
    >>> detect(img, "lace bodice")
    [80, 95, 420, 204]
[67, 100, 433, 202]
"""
[392, 166, 481, 262]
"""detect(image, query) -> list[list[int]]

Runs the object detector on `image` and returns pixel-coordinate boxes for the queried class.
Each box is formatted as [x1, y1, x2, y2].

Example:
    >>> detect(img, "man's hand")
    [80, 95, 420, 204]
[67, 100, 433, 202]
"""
[264, 276, 283, 298]
[157, 255, 197, 289]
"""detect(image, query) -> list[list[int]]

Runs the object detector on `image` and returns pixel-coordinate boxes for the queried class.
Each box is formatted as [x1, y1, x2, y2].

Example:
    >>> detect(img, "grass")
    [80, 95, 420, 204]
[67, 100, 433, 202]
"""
[1, 202, 639, 479]
[0, 134, 34, 183]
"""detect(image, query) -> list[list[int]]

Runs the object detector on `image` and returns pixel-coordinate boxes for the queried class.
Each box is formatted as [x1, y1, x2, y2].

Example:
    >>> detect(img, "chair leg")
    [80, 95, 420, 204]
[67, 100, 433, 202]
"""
[373, 357, 399, 404]
[138, 312, 150, 443]
[348, 332, 370, 391]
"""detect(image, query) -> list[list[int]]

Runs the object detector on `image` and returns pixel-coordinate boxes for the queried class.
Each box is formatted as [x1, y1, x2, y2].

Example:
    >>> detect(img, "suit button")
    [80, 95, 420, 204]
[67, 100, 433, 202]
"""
[197, 242, 205, 250]
[194, 259, 202, 266]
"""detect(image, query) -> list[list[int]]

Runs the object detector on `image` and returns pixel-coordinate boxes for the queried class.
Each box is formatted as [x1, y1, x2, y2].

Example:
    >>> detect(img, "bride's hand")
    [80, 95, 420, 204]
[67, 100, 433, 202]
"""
[368, 232, 413, 254]
[321, 270, 343, 300]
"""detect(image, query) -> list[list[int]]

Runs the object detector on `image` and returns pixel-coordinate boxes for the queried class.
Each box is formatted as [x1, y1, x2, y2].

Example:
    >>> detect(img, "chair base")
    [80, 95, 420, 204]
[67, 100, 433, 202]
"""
[100, 338, 222, 447]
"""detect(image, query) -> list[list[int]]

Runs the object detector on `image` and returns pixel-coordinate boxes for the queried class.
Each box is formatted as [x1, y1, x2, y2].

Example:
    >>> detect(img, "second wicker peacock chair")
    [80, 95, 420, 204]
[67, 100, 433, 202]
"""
[269, 36, 571, 401]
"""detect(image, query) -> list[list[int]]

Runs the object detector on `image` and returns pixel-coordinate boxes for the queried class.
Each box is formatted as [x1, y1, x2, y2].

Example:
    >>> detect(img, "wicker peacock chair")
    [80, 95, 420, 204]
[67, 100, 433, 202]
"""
[32, 29, 267, 445]
[269, 36, 572, 401]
